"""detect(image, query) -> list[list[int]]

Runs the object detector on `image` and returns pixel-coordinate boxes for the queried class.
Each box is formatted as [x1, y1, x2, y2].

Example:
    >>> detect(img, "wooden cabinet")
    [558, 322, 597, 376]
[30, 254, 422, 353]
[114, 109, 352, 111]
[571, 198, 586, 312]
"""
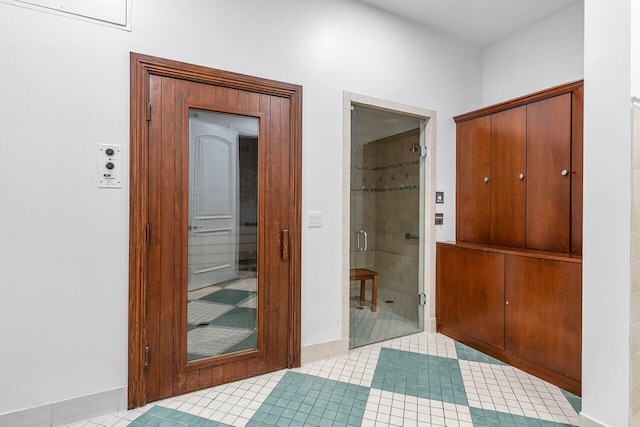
[455, 82, 583, 254]
[505, 255, 582, 382]
[440, 80, 584, 396]
[436, 242, 582, 395]
[436, 244, 504, 349]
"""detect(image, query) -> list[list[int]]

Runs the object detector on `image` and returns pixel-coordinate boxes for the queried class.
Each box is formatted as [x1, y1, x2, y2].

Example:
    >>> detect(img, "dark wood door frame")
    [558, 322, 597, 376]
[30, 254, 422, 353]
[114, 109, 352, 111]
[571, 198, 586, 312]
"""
[128, 52, 302, 409]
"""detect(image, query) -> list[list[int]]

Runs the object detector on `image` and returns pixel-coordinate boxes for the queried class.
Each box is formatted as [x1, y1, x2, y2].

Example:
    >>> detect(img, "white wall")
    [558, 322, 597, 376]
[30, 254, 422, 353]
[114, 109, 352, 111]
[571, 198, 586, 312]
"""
[582, 0, 632, 425]
[0, 4, 131, 414]
[0, 0, 482, 414]
[482, 1, 584, 105]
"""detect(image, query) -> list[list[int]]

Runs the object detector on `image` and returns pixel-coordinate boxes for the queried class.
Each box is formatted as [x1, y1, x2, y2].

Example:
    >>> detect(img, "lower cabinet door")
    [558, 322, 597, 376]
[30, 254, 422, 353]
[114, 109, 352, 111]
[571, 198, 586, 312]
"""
[437, 244, 505, 350]
[505, 255, 582, 381]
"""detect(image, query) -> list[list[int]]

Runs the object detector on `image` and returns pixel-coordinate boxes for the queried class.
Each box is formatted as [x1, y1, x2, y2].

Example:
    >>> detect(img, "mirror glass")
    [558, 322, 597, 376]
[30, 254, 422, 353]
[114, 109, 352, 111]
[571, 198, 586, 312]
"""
[187, 109, 259, 362]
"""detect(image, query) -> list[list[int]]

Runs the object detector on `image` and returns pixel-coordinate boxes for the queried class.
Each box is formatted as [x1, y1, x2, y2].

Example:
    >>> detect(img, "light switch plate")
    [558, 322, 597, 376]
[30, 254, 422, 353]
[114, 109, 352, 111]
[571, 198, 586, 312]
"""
[308, 211, 322, 228]
[98, 144, 122, 188]
[435, 213, 444, 225]
[436, 191, 444, 204]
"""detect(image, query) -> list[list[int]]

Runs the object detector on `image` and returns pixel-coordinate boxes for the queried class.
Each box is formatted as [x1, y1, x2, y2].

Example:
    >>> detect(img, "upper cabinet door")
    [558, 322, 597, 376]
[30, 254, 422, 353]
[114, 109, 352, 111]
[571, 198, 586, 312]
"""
[526, 94, 572, 252]
[456, 116, 491, 244]
[490, 106, 527, 248]
[453, 81, 583, 254]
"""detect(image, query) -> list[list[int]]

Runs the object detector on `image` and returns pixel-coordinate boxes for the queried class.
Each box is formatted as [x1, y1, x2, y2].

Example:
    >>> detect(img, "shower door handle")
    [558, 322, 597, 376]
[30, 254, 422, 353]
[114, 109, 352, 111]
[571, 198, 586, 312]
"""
[357, 230, 368, 252]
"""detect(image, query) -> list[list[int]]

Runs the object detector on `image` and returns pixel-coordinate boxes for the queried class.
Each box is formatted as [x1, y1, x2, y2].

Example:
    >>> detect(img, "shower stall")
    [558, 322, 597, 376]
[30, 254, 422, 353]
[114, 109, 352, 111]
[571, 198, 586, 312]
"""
[349, 104, 426, 348]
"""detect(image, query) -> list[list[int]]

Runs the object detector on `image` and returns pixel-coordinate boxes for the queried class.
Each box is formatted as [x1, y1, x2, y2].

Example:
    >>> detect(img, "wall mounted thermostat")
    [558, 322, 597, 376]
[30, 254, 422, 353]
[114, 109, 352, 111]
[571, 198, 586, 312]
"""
[98, 144, 122, 188]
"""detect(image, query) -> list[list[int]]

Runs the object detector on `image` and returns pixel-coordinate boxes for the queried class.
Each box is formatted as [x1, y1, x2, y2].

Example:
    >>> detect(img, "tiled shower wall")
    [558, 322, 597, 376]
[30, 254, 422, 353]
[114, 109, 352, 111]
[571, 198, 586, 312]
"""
[632, 99, 640, 426]
[352, 129, 420, 298]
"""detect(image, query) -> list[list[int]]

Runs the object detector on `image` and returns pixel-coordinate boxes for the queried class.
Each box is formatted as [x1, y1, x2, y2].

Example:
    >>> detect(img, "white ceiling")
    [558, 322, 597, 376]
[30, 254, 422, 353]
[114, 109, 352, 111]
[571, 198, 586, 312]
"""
[357, 0, 581, 47]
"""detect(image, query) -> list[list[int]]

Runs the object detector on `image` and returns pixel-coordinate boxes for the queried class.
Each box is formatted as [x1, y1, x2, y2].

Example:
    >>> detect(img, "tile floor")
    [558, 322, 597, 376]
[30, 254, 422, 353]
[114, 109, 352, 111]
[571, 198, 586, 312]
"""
[68, 332, 581, 427]
[350, 285, 421, 349]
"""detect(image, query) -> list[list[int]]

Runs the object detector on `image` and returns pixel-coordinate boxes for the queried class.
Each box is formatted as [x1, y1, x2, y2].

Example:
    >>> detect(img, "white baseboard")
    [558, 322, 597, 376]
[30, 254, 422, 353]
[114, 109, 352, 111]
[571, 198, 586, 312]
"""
[0, 387, 127, 427]
[580, 412, 608, 427]
[426, 316, 437, 333]
[301, 338, 350, 364]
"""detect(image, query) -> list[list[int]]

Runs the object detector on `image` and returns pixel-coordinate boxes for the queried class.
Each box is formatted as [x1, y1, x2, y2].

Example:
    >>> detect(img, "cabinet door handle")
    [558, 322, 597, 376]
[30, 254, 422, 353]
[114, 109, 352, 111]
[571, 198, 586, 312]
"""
[518, 173, 525, 181]
[483, 176, 489, 183]
[561, 169, 568, 176]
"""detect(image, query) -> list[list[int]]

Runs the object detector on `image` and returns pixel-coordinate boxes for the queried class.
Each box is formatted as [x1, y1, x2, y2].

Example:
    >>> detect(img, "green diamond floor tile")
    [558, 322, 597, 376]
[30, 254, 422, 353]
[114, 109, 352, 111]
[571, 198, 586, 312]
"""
[455, 341, 507, 365]
[561, 389, 582, 414]
[127, 405, 233, 427]
[199, 289, 254, 305]
[372, 347, 468, 406]
[247, 371, 369, 427]
[222, 331, 257, 354]
[209, 307, 256, 329]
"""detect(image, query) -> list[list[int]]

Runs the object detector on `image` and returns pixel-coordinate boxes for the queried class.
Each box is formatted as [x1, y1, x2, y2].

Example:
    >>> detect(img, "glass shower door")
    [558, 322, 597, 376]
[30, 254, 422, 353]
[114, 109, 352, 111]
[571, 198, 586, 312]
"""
[349, 104, 424, 349]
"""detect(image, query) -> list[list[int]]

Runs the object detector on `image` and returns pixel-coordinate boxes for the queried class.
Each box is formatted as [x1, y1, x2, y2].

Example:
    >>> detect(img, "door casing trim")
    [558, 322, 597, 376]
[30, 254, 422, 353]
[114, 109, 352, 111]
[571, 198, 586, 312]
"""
[128, 52, 302, 409]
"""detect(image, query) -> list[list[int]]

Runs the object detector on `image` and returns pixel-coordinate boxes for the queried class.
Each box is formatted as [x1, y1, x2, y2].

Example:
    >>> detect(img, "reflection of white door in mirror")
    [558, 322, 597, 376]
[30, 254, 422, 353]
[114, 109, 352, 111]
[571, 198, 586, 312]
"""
[188, 117, 239, 291]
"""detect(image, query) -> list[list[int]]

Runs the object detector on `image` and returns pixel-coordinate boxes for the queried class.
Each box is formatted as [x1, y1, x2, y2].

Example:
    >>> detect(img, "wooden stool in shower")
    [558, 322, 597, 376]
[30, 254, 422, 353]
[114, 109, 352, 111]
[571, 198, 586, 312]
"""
[350, 268, 378, 312]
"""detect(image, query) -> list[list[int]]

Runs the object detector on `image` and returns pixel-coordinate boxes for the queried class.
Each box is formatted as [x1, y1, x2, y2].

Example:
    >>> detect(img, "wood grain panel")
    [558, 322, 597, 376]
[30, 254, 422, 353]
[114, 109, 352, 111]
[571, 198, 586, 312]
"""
[456, 116, 491, 244]
[258, 93, 273, 372]
[158, 76, 177, 400]
[198, 367, 212, 389]
[173, 78, 189, 396]
[490, 106, 526, 247]
[526, 94, 571, 252]
[571, 86, 584, 255]
[145, 74, 162, 402]
[152, 75, 175, 399]
[505, 255, 582, 381]
[128, 55, 149, 409]
[436, 243, 505, 349]
[277, 97, 291, 370]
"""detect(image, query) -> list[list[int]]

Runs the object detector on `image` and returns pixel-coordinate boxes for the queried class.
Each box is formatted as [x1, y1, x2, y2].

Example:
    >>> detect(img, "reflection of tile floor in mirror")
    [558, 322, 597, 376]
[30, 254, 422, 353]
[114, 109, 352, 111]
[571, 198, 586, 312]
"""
[187, 275, 257, 361]
[68, 332, 581, 427]
[350, 285, 421, 349]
